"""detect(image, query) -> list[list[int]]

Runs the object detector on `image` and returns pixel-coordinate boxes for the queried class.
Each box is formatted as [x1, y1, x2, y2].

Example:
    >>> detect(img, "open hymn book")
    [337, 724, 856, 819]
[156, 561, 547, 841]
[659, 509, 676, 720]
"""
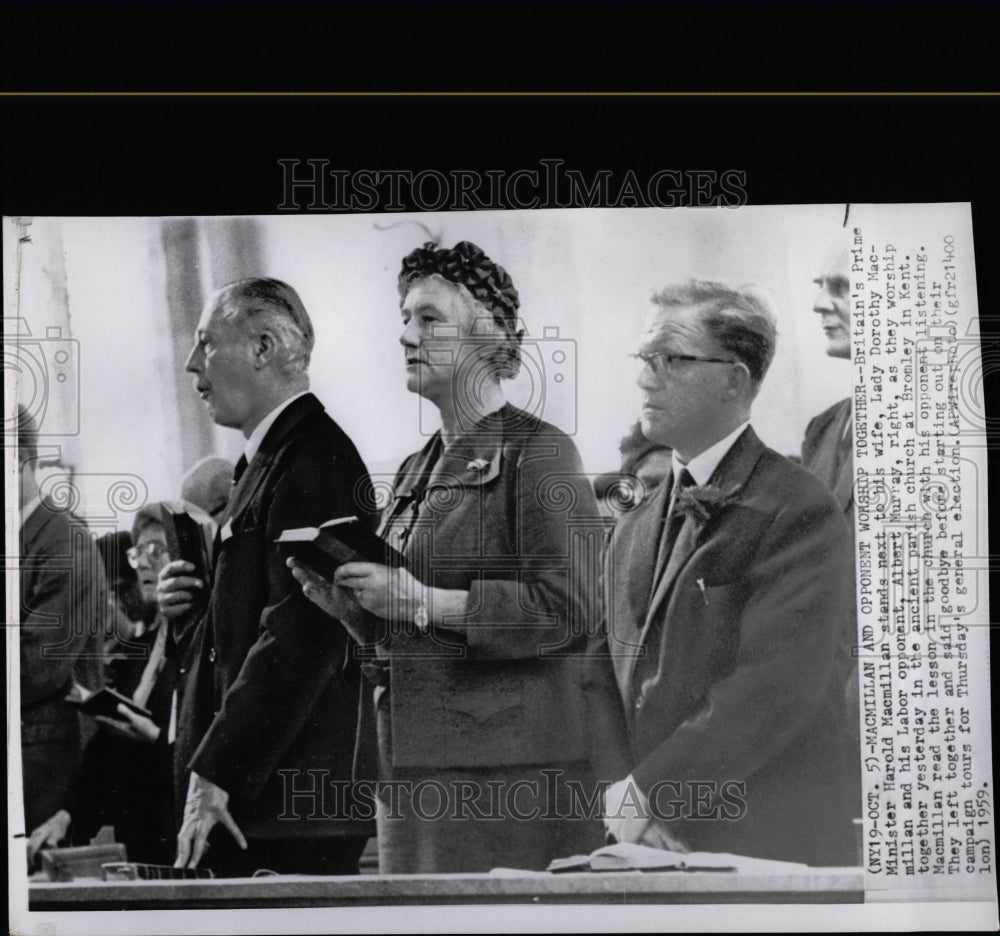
[547, 842, 810, 874]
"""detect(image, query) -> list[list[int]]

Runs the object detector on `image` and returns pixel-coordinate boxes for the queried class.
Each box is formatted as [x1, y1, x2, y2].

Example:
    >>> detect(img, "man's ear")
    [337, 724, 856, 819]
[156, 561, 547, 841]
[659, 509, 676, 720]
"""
[723, 361, 753, 400]
[252, 329, 278, 369]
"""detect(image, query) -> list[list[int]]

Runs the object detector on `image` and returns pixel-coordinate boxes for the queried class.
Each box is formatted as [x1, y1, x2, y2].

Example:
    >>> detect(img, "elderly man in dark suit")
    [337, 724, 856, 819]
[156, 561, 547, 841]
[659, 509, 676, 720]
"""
[14, 406, 107, 834]
[803, 244, 854, 524]
[599, 280, 857, 866]
[802, 244, 862, 824]
[157, 278, 375, 876]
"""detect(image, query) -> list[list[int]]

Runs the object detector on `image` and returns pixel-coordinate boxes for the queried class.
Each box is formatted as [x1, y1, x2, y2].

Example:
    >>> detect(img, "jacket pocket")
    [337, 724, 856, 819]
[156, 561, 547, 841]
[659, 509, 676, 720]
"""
[442, 687, 524, 728]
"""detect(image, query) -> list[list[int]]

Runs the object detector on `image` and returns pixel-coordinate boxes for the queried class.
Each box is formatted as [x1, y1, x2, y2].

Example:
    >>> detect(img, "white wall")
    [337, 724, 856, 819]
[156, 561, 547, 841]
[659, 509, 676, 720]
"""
[7, 206, 854, 529]
[258, 206, 853, 477]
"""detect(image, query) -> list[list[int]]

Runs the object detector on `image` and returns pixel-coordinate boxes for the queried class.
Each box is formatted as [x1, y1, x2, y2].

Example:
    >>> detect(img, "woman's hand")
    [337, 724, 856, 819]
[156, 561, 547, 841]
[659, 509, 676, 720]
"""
[95, 704, 161, 744]
[156, 560, 204, 620]
[334, 562, 424, 621]
[288, 558, 373, 645]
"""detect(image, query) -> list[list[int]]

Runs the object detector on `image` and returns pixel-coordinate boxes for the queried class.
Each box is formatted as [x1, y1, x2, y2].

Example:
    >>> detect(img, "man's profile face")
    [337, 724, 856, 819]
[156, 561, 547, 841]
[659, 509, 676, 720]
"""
[636, 306, 731, 451]
[185, 300, 258, 431]
[812, 259, 851, 360]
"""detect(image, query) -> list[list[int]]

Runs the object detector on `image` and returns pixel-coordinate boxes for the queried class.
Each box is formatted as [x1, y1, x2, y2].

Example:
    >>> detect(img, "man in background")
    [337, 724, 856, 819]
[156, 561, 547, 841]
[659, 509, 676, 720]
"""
[802, 244, 854, 524]
[13, 405, 106, 833]
[801, 243, 862, 829]
[157, 278, 375, 876]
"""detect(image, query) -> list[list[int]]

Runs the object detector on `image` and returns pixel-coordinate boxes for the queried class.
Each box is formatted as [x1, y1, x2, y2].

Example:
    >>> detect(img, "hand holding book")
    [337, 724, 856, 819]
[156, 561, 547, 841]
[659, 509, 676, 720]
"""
[281, 516, 470, 635]
[281, 516, 418, 636]
[286, 557, 375, 645]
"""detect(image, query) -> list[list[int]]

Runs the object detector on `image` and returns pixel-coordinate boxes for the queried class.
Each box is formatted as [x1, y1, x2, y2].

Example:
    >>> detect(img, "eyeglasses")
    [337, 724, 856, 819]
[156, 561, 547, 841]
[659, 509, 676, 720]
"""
[631, 350, 736, 379]
[126, 542, 169, 568]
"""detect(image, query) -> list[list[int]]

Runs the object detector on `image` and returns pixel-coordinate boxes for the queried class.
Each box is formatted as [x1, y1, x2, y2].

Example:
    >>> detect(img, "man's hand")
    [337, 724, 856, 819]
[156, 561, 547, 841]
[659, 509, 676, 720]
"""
[639, 819, 689, 853]
[157, 560, 204, 620]
[27, 809, 71, 865]
[174, 771, 247, 869]
[603, 774, 652, 845]
[94, 703, 161, 744]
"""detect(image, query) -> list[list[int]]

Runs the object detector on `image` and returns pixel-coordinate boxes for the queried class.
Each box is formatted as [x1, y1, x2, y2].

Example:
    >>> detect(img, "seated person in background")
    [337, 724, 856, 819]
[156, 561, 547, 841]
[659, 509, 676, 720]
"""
[97, 529, 147, 650]
[27, 502, 207, 866]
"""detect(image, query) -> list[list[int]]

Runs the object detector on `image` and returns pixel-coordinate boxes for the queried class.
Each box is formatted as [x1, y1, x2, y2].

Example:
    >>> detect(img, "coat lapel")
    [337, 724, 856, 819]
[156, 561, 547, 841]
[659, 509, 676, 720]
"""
[641, 427, 767, 642]
[607, 482, 668, 710]
[831, 400, 854, 513]
[220, 394, 324, 531]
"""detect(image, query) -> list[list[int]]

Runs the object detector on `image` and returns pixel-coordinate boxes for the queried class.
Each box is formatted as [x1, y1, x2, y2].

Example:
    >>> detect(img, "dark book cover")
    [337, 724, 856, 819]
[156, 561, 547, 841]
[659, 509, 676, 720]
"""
[162, 505, 212, 613]
[67, 687, 153, 722]
[276, 516, 406, 582]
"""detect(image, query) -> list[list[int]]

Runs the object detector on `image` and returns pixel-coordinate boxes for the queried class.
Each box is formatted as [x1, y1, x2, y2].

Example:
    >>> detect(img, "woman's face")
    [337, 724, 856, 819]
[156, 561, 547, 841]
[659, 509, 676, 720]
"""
[130, 523, 171, 605]
[398, 277, 502, 405]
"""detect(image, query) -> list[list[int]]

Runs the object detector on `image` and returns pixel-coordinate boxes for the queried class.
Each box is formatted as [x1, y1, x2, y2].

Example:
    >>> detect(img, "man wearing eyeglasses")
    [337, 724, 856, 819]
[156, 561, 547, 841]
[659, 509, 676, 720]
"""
[597, 279, 857, 866]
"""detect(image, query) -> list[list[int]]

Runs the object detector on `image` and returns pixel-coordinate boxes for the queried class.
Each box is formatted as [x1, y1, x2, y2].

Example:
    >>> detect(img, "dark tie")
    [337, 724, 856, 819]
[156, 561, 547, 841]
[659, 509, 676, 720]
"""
[653, 468, 695, 577]
[232, 454, 248, 486]
[215, 454, 248, 536]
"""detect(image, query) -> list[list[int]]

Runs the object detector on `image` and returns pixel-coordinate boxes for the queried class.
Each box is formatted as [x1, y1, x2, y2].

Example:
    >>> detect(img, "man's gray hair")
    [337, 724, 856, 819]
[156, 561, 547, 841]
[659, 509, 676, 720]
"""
[214, 278, 315, 375]
[651, 279, 777, 386]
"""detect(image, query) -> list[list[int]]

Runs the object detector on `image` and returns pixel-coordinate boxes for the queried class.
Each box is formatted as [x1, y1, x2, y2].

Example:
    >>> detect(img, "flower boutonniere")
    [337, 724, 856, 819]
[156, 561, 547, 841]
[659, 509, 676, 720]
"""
[466, 457, 491, 473]
[674, 484, 743, 524]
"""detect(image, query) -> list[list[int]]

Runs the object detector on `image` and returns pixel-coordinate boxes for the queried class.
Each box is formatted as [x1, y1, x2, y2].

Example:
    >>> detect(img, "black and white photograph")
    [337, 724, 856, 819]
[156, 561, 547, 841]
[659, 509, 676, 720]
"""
[3, 4, 999, 932]
[5, 203, 995, 932]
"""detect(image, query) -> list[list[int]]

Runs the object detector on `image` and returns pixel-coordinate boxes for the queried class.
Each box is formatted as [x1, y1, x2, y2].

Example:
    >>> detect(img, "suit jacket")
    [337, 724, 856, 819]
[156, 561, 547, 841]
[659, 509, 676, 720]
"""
[374, 404, 612, 772]
[801, 397, 853, 530]
[802, 396, 862, 762]
[602, 426, 856, 866]
[175, 393, 376, 839]
[17, 499, 107, 831]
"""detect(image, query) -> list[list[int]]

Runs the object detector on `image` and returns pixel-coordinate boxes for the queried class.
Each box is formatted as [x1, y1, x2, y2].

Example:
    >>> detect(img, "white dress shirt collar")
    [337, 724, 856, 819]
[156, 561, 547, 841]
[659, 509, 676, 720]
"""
[244, 391, 310, 464]
[672, 421, 751, 488]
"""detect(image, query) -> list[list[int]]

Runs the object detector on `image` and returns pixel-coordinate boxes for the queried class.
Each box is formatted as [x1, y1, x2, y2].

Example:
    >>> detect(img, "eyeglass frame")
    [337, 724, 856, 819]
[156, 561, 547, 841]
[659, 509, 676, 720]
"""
[631, 350, 738, 379]
[126, 541, 170, 569]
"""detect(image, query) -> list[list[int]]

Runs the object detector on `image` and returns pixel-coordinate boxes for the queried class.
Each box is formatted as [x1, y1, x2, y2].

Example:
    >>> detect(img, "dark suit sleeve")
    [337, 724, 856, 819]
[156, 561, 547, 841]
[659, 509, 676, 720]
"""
[631, 489, 852, 799]
[583, 618, 634, 785]
[21, 515, 106, 706]
[189, 441, 367, 807]
[455, 435, 604, 661]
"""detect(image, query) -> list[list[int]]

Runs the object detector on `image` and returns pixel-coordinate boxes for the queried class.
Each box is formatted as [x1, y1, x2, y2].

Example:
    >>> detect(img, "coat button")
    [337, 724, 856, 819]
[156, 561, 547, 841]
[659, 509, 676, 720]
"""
[209, 647, 216, 663]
